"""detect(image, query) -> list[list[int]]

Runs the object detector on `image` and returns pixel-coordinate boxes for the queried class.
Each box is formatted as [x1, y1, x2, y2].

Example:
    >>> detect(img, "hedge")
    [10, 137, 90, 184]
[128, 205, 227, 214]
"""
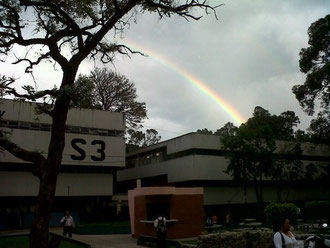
[264, 202, 299, 229]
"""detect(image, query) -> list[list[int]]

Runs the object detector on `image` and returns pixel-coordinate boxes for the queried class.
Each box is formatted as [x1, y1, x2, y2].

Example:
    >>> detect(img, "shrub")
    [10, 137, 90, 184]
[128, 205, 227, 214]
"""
[264, 202, 299, 230]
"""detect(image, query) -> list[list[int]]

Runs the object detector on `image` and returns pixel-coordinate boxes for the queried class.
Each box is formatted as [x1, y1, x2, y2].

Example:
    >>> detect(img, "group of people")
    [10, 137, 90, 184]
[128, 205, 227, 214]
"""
[206, 213, 231, 226]
[154, 214, 299, 248]
[59, 211, 299, 248]
[59, 211, 167, 247]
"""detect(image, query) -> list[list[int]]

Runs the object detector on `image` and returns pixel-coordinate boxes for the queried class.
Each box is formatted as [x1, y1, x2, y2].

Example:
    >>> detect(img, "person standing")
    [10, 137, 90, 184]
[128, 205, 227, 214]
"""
[60, 211, 75, 238]
[225, 213, 231, 227]
[154, 215, 166, 248]
[212, 215, 218, 225]
[273, 218, 298, 248]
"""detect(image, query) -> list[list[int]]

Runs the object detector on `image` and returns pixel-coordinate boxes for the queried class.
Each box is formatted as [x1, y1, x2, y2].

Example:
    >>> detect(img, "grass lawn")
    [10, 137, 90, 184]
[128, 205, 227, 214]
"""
[0, 235, 87, 248]
[180, 239, 198, 246]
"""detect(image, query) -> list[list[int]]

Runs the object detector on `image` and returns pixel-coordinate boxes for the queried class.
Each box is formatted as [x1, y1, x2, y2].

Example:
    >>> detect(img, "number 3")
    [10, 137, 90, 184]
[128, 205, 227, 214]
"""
[91, 140, 105, 161]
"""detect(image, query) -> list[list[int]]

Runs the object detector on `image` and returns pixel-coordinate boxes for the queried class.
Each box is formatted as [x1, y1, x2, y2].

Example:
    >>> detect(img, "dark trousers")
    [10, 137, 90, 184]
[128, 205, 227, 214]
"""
[63, 226, 73, 237]
[156, 231, 166, 248]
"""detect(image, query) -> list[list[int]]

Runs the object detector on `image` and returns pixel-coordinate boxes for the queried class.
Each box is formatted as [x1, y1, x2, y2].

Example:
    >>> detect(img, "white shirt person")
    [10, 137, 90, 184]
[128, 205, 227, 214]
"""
[273, 218, 298, 248]
[274, 231, 298, 248]
[60, 211, 75, 237]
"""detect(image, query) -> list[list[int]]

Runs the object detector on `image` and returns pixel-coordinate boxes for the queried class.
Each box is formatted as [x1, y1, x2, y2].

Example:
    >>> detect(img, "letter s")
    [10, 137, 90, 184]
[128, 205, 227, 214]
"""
[71, 138, 86, 160]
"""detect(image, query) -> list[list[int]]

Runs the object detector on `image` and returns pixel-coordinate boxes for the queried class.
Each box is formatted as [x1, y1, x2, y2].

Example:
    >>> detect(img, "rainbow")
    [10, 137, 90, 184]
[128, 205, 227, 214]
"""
[124, 41, 247, 125]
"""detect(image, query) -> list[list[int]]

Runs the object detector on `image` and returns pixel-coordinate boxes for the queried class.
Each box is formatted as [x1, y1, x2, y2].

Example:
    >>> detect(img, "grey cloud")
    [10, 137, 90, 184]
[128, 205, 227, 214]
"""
[3, 0, 328, 141]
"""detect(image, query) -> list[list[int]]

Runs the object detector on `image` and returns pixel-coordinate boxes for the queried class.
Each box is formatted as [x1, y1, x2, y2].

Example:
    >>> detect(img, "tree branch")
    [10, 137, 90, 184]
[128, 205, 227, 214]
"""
[20, 0, 85, 48]
[92, 43, 145, 63]
[0, 131, 44, 178]
[71, 0, 141, 64]
[0, 79, 58, 106]
[0, 1, 24, 38]
[12, 52, 52, 72]
[144, 0, 221, 20]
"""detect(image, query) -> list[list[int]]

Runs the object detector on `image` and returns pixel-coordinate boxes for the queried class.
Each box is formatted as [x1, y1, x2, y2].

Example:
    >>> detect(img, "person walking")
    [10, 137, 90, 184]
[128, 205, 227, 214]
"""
[154, 215, 166, 248]
[60, 211, 75, 238]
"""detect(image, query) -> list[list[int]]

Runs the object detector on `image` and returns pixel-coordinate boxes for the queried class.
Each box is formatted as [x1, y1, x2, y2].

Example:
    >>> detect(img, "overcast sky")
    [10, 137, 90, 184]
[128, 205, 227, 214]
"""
[2, 0, 330, 141]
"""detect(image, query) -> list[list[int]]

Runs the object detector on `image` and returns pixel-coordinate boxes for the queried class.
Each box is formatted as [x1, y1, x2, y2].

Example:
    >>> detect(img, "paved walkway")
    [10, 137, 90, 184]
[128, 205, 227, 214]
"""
[51, 228, 140, 248]
[70, 234, 140, 248]
[1, 228, 141, 248]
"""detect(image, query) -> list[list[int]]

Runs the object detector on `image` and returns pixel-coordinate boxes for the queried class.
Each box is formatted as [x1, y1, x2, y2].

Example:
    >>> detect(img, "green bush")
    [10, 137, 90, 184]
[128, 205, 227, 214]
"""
[304, 201, 330, 221]
[264, 202, 299, 229]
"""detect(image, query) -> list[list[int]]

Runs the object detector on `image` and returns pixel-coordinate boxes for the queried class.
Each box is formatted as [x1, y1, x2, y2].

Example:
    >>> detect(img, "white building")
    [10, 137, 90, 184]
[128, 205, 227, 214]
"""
[0, 99, 125, 228]
[117, 132, 330, 220]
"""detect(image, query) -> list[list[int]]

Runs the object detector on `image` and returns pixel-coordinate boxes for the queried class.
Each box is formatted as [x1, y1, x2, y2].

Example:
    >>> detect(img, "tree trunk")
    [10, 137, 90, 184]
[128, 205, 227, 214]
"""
[254, 175, 264, 221]
[254, 184, 261, 220]
[30, 167, 58, 248]
[276, 179, 283, 202]
[29, 68, 76, 248]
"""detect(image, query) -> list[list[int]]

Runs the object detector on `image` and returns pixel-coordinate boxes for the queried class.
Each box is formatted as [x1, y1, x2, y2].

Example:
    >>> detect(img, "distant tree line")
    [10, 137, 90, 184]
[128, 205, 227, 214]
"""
[197, 106, 329, 219]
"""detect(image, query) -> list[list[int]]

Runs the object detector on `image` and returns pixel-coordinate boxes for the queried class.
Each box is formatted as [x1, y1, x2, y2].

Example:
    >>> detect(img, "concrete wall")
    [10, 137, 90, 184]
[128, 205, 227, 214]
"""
[0, 99, 125, 198]
[118, 155, 230, 183]
[0, 171, 113, 196]
[0, 99, 124, 130]
[1, 99, 125, 167]
[1, 128, 125, 166]
[127, 132, 330, 158]
[126, 133, 222, 157]
[118, 154, 328, 184]
[119, 132, 330, 207]
[166, 134, 221, 154]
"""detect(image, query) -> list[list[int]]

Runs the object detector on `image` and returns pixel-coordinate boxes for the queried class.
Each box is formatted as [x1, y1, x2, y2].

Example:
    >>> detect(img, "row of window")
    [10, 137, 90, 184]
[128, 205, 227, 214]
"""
[126, 151, 165, 168]
[126, 147, 330, 168]
[0, 120, 124, 137]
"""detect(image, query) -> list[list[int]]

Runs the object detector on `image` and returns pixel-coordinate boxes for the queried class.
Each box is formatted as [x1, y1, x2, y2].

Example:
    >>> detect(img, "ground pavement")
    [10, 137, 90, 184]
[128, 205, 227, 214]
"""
[0, 228, 141, 248]
[51, 228, 140, 248]
[67, 233, 140, 248]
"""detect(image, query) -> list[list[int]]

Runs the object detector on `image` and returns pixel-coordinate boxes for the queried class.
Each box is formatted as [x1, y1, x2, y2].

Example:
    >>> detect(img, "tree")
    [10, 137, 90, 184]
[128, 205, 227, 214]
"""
[220, 107, 302, 219]
[214, 122, 237, 136]
[307, 110, 330, 145]
[0, 1, 219, 247]
[272, 141, 303, 202]
[145, 128, 161, 146]
[196, 128, 213, 134]
[308, 110, 330, 186]
[0, 76, 11, 144]
[294, 129, 310, 143]
[305, 110, 330, 186]
[126, 128, 161, 153]
[0, 76, 12, 97]
[73, 67, 147, 129]
[292, 14, 330, 115]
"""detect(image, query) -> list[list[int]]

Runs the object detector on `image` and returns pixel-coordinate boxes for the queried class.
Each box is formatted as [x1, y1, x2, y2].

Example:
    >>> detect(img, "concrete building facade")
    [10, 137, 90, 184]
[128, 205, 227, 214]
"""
[117, 133, 330, 221]
[0, 99, 125, 229]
